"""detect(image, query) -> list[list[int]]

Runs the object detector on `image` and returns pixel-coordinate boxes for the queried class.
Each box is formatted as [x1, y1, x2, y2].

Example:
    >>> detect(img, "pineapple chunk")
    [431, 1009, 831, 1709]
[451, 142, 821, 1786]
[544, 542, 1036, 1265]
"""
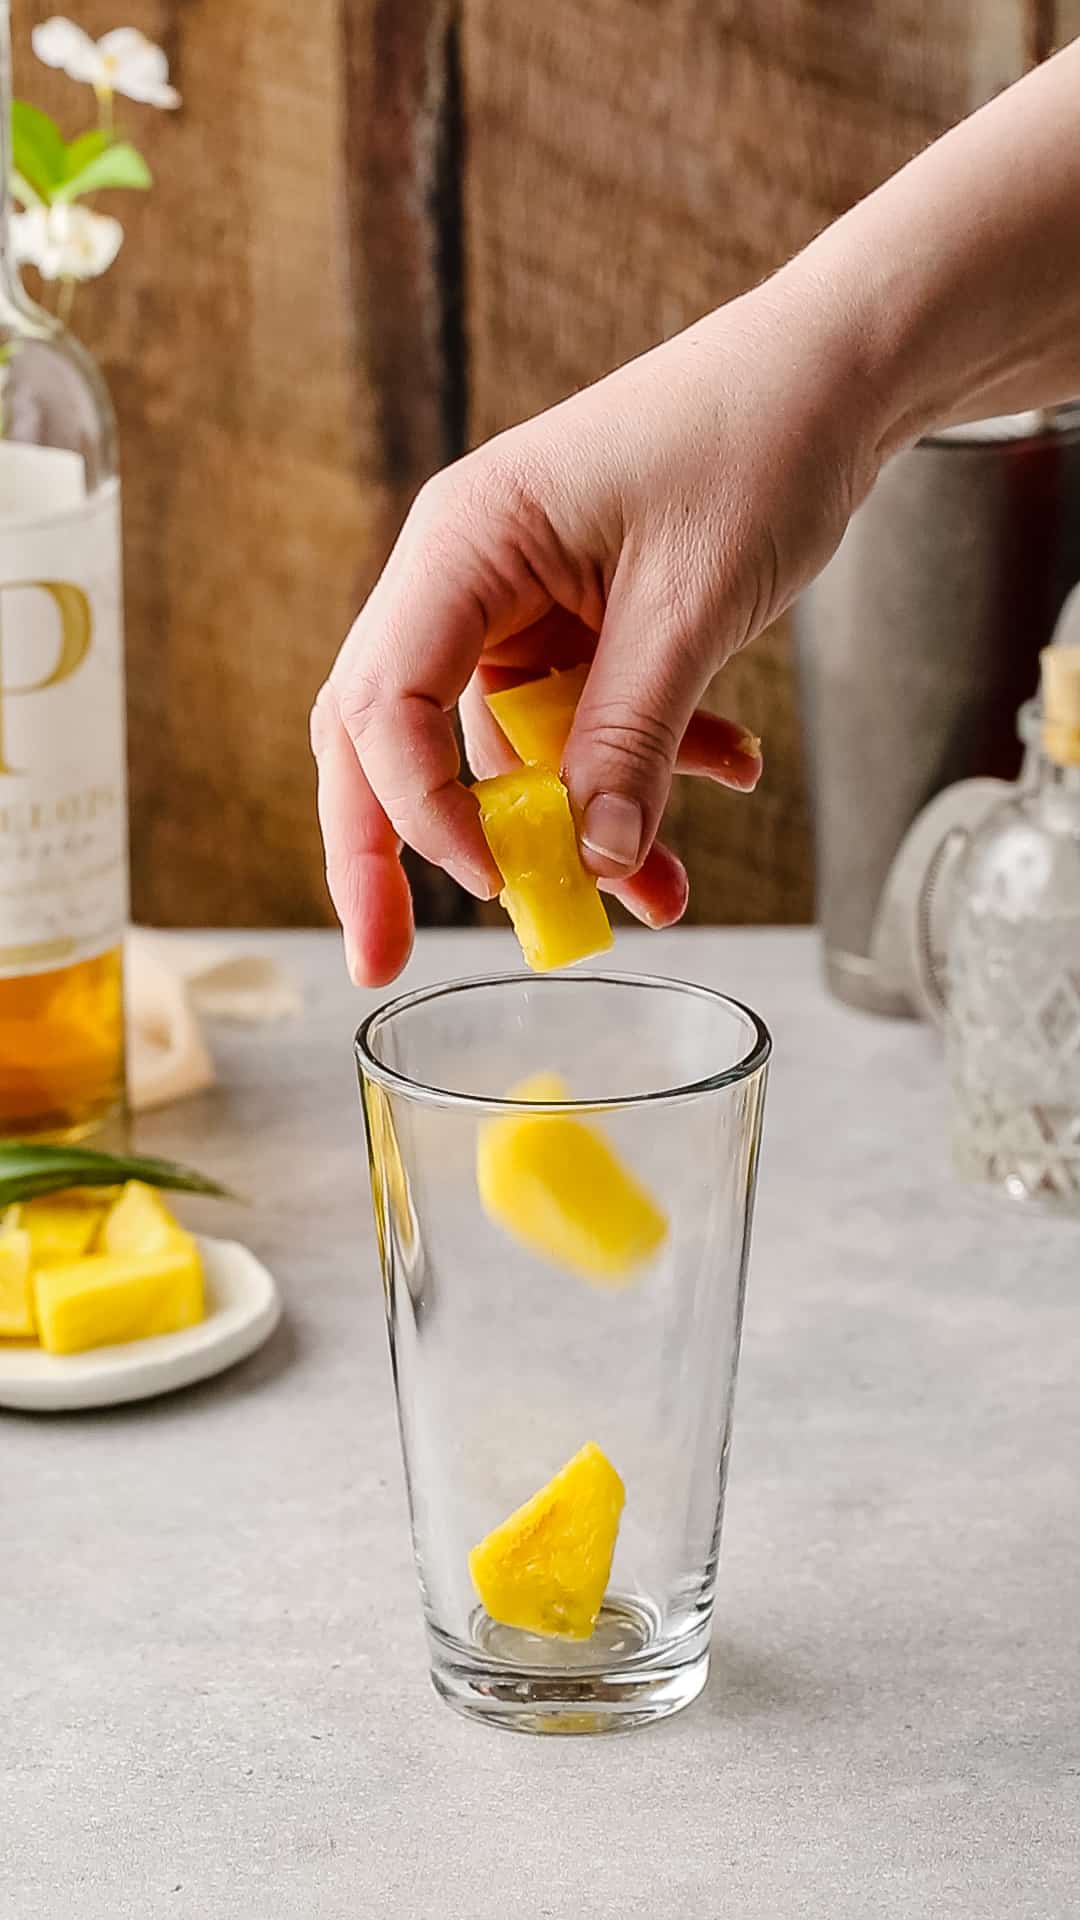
[60, 1186, 123, 1208]
[505, 1070, 571, 1103]
[469, 1442, 625, 1640]
[475, 765, 612, 972]
[5, 1197, 104, 1266]
[0, 1226, 35, 1338]
[484, 663, 589, 771]
[34, 1242, 205, 1355]
[477, 1072, 667, 1282]
[101, 1181, 188, 1257]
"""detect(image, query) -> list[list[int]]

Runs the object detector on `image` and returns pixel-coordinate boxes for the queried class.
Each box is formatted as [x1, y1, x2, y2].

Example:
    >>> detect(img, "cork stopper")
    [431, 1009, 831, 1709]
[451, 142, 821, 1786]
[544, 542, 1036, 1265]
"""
[1040, 644, 1080, 766]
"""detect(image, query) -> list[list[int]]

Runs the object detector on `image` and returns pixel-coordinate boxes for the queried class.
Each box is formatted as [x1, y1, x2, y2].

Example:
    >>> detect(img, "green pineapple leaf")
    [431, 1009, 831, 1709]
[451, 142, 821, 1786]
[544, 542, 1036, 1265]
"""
[0, 1144, 234, 1210]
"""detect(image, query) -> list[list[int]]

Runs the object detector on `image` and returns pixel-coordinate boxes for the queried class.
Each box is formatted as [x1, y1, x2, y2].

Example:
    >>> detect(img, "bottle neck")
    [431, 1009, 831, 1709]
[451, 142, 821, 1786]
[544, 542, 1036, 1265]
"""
[1031, 744, 1080, 831]
[0, 5, 47, 326]
[0, 0, 20, 307]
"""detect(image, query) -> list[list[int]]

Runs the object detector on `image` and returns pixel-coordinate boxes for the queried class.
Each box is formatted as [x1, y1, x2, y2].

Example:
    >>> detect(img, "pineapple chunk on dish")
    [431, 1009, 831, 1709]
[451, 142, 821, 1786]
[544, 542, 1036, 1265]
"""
[34, 1240, 205, 1356]
[0, 1225, 35, 1338]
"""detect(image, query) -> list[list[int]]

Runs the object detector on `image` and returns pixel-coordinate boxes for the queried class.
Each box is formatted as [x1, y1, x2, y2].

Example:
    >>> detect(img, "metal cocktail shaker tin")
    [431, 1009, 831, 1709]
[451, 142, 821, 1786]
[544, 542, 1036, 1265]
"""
[794, 406, 1080, 1016]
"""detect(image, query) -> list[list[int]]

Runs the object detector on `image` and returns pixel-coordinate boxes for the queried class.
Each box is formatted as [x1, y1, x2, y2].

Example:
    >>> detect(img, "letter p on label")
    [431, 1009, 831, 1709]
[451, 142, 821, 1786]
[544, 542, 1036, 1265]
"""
[0, 581, 92, 774]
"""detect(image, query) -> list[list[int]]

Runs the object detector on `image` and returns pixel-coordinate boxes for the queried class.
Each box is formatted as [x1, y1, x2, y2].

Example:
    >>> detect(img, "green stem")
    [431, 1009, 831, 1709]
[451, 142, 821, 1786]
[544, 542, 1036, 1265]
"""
[56, 276, 75, 326]
[96, 85, 114, 137]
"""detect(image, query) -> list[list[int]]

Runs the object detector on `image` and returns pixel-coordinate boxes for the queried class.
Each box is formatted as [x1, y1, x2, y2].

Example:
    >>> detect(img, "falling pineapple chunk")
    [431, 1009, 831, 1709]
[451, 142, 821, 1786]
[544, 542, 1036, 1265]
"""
[469, 1442, 626, 1640]
[504, 1070, 571, 1104]
[0, 1224, 35, 1338]
[477, 1072, 667, 1283]
[474, 766, 612, 972]
[484, 663, 589, 771]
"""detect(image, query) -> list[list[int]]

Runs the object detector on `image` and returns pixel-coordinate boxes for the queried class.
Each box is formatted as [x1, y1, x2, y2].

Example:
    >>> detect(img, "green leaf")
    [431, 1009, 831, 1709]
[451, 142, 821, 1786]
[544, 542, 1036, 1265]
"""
[63, 129, 113, 179]
[53, 142, 153, 204]
[11, 100, 67, 202]
[0, 1143, 234, 1210]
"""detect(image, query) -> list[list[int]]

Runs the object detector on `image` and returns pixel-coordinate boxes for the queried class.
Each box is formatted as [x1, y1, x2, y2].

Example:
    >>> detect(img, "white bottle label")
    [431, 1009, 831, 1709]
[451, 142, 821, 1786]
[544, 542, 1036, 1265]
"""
[0, 466, 128, 979]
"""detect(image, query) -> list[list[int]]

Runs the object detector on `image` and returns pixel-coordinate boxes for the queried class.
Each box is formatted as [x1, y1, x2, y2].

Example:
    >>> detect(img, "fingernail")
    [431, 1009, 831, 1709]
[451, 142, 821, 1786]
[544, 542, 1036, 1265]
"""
[446, 856, 499, 901]
[344, 935, 362, 985]
[581, 793, 644, 871]
[711, 731, 763, 791]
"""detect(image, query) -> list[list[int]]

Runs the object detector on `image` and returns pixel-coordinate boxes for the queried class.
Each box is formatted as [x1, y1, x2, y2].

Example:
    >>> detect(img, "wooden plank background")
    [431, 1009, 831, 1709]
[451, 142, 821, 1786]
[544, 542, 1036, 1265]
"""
[462, 1, 1019, 924]
[8, 0, 1051, 926]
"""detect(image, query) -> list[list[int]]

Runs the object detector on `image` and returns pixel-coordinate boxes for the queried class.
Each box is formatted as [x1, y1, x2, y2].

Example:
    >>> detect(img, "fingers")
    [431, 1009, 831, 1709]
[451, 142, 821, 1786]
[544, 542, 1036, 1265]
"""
[329, 643, 500, 903]
[604, 840, 690, 929]
[679, 710, 763, 790]
[462, 651, 761, 938]
[327, 472, 560, 900]
[466, 664, 762, 792]
[459, 674, 519, 781]
[482, 605, 597, 673]
[562, 569, 713, 879]
[310, 685, 415, 986]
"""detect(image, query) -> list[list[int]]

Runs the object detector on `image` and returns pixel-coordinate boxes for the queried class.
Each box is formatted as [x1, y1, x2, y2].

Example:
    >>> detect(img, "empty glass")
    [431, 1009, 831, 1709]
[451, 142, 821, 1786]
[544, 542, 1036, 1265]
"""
[357, 972, 770, 1734]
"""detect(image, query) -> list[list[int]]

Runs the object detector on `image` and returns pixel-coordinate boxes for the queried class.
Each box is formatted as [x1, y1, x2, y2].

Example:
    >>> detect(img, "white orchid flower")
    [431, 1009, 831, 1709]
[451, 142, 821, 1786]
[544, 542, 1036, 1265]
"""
[11, 203, 124, 282]
[31, 19, 181, 108]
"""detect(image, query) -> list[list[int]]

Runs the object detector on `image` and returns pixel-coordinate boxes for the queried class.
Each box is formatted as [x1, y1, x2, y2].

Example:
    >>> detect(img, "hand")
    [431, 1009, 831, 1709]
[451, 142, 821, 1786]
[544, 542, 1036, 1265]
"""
[312, 268, 885, 984]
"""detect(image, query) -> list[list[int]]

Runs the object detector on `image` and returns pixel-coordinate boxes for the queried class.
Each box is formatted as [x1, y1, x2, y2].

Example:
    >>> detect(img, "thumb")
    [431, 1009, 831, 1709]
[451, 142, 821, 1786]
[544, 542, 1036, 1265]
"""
[563, 574, 709, 879]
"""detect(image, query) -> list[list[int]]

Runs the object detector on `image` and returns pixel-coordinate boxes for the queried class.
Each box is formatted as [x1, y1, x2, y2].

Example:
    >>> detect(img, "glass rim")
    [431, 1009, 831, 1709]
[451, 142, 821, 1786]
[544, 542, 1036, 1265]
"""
[355, 969, 772, 1113]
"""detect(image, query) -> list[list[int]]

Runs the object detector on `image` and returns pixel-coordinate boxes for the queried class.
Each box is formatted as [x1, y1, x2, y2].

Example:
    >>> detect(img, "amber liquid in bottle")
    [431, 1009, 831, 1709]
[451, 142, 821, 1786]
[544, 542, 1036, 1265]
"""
[0, 949, 125, 1141]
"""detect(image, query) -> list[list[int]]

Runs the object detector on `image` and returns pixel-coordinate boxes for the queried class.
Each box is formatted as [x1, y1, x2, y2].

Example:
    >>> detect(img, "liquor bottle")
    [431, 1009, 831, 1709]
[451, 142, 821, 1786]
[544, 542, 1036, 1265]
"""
[946, 645, 1080, 1210]
[0, 3, 127, 1143]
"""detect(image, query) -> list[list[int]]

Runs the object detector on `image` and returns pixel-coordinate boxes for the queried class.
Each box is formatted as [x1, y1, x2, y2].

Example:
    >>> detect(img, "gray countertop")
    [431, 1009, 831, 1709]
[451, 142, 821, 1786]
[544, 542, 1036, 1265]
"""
[5, 928, 1079, 1919]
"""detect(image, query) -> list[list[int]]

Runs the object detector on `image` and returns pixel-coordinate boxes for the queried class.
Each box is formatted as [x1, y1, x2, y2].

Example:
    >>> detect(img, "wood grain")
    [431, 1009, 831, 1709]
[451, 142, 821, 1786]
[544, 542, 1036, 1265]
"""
[10, 0, 424, 928]
[344, 0, 474, 926]
[460, 0, 1026, 922]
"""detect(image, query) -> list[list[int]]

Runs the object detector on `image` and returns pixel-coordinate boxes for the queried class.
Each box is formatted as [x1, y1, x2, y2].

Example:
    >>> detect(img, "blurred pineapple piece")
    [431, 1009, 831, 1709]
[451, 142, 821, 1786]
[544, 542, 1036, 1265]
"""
[0, 1222, 35, 1338]
[59, 1187, 123, 1208]
[101, 1180, 191, 1257]
[33, 1183, 204, 1355]
[477, 1071, 667, 1283]
[3, 1196, 104, 1266]
[34, 1244, 204, 1355]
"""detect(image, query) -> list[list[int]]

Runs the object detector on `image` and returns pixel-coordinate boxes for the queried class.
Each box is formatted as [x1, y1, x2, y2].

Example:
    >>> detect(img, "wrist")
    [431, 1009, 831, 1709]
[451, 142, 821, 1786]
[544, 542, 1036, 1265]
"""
[731, 255, 899, 517]
[772, 236, 932, 472]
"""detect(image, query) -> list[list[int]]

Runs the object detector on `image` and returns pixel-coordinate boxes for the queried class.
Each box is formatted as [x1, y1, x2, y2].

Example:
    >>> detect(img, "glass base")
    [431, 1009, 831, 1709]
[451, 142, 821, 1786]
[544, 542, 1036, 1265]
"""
[0, 1095, 129, 1151]
[953, 1095, 1080, 1215]
[823, 945, 916, 1020]
[429, 1600, 710, 1736]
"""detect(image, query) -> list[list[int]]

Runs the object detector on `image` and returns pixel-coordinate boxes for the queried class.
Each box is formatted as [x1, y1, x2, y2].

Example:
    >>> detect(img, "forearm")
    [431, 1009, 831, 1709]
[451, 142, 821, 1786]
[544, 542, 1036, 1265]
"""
[786, 39, 1080, 455]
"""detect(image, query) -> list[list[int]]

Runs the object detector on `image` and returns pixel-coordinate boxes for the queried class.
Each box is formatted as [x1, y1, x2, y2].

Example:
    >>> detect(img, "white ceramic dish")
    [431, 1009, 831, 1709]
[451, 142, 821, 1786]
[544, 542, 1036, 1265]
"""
[0, 1236, 282, 1413]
